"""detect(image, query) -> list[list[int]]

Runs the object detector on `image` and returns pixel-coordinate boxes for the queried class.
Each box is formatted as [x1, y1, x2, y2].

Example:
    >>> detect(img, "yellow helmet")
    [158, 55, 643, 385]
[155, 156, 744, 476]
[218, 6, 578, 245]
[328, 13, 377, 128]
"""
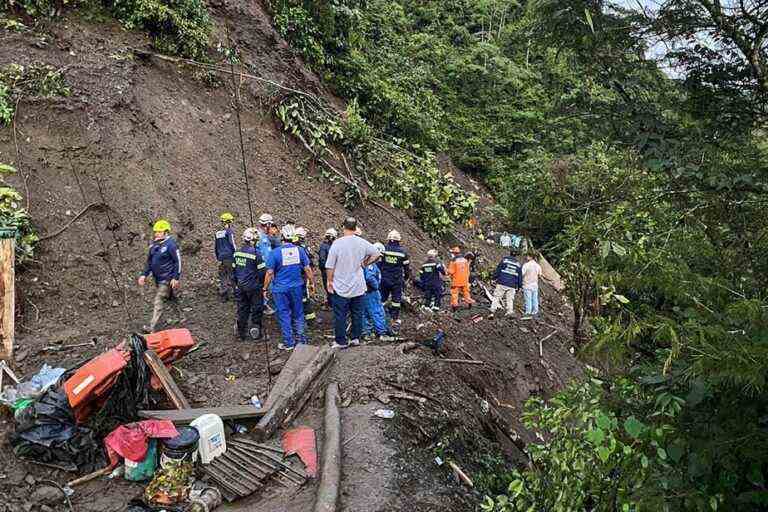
[220, 212, 234, 222]
[153, 219, 171, 232]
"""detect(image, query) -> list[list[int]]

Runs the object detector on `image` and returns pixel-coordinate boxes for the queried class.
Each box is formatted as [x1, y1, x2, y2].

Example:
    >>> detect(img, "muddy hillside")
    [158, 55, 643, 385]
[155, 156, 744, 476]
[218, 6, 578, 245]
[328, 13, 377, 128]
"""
[0, 3, 581, 511]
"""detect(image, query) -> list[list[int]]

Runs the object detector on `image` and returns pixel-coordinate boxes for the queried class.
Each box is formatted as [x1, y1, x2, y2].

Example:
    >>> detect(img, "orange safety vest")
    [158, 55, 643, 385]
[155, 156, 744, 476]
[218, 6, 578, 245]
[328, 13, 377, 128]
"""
[447, 256, 470, 287]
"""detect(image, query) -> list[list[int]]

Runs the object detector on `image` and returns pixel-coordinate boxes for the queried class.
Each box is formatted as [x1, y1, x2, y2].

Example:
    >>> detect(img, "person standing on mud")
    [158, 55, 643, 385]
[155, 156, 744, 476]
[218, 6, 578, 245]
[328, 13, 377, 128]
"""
[294, 226, 317, 323]
[214, 212, 236, 302]
[379, 230, 411, 327]
[233, 228, 267, 341]
[490, 249, 522, 317]
[325, 217, 381, 349]
[264, 225, 315, 351]
[521, 252, 543, 319]
[447, 246, 474, 311]
[138, 219, 182, 333]
[318, 228, 337, 307]
[416, 249, 446, 312]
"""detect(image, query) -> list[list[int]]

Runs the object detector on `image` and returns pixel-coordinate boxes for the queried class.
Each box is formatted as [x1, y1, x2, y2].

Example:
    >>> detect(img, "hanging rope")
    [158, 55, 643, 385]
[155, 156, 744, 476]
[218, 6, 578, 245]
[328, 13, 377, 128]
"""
[227, 29, 255, 226]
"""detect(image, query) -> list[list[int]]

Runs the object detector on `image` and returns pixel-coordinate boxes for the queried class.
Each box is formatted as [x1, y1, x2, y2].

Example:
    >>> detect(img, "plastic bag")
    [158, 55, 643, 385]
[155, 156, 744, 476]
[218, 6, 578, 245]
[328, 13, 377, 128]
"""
[0, 364, 65, 407]
[125, 439, 158, 482]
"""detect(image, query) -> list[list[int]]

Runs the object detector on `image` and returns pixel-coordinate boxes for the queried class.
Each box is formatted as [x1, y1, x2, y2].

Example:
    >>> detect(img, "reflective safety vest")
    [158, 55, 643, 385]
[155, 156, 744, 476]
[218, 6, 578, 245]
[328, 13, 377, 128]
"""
[379, 241, 411, 284]
[233, 245, 266, 290]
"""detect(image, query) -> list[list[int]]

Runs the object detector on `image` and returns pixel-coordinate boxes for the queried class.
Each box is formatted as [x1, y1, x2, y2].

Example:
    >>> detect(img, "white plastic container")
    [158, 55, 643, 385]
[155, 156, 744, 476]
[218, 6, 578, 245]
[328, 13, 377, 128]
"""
[191, 414, 226, 464]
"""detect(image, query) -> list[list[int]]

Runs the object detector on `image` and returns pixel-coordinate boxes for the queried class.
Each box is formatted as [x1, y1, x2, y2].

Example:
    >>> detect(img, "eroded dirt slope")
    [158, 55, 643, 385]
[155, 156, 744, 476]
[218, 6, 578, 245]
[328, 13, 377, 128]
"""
[0, 4, 581, 511]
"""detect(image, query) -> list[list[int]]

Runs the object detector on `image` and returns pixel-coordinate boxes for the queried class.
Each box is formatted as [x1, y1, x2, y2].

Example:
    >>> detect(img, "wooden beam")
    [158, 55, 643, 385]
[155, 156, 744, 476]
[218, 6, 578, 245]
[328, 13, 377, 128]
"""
[138, 405, 266, 424]
[253, 346, 335, 441]
[143, 349, 191, 409]
[0, 233, 15, 360]
[313, 383, 341, 512]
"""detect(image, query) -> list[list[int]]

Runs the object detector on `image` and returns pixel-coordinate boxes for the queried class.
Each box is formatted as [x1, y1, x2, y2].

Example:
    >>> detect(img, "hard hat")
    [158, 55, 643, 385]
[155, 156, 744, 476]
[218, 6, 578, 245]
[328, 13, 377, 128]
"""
[449, 246, 461, 254]
[373, 242, 385, 253]
[427, 249, 438, 257]
[242, 227, 257, 242]
[281, 224, 296, 240]
[153, 219, 171, 232]
[387, 230, 402, 241]
[258, 213, 274, 225]
[325, 228, 338, 238]
[220, 212, 234, 222]
[295, 227, 308, 240]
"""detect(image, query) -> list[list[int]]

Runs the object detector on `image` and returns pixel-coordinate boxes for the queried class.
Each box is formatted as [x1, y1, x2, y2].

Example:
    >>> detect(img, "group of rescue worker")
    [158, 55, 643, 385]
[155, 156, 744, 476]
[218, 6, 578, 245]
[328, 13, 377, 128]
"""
[138, 213, 543, 352]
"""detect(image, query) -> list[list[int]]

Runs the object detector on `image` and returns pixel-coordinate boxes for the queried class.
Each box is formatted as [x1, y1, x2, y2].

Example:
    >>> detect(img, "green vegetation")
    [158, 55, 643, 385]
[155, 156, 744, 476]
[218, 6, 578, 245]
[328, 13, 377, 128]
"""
[0, 63, 70, 126]
[5, 0, 211, 59]
[0, 164, 37, 263]
[268, 0, 768, 510]
[274, 93, 477, 234]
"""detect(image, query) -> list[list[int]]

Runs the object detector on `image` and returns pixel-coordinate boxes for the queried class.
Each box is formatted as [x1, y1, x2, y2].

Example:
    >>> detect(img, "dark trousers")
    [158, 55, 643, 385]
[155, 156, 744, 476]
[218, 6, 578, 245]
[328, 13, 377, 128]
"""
[235, 287, 264, 339]
[320, 270, 331, 306]
[380, 280, 403, 320]
[218, 259, 233, 299]
[331, 293, 364, 345]
[424, 286, 442, 309]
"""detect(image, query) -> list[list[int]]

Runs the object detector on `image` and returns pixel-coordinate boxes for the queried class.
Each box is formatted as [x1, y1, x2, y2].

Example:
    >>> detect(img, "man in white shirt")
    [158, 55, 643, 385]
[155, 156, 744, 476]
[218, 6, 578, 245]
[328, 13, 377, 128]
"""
[521, 253, 542, 319]
[325, 217, 381, 348]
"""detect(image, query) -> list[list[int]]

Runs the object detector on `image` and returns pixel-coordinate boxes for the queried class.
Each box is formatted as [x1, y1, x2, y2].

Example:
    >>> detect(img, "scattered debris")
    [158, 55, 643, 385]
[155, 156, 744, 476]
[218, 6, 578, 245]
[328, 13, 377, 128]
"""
[448, 461, 474, 488]
[144, 349, 190, 409]
[373, 409, 395, 419]
[538, 330, 558, 358]
[282, 427, 318, 477]
[139, 405, 266, 424]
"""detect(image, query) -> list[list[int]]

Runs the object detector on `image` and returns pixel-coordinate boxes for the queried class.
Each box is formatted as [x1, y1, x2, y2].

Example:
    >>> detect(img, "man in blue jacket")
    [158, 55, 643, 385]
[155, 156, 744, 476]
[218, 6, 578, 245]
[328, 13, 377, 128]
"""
[264, 225, 315, 351]
[232, 228, 267, 341]
[379, 230, 411, 325]
[416, 249, 446, 312]
[138, 219, 182, 333]
[214, 212, 236, 302]
[490, 250, 522, 317]
[362, 242, 395, 340]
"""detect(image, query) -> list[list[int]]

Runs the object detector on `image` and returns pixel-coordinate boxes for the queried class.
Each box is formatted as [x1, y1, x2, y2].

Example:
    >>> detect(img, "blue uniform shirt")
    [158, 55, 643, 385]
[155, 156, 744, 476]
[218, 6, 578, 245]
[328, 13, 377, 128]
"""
[267, 242, 310, 292]
[233, 244, 267, 290]
[494, 256, 522, 288]
[364, 263, 381, 292]
[257, 231, 272, 262]
[142, 237, 181, 283]
[318, 240, 333, 271]
[214, 227, 236, 261]
[379, 241, 411, 284]
[418, 259, 445, 290]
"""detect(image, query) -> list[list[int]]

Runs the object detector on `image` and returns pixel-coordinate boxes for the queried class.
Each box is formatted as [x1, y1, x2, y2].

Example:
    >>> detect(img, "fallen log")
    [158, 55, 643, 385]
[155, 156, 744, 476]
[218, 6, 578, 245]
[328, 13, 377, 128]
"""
[314, 382, 341, 512]
[138, 405, 265, 424]
[253, 346, 335, 441]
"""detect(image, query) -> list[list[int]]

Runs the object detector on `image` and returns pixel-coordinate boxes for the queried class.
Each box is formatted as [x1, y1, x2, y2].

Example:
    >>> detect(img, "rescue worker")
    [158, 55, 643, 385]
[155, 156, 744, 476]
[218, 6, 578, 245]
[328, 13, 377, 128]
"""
[318, 228, 337, 307]
[232, 228, 267, 340]
[264, 225, 315, 351]
[362, 242, 395, 340]
[416, 249, 446, 312]
[379, 230, 410, 325]
[256, 213, 276, 315]
[490, 250, 522, 317]
[214, 212, 236, 302]
[256, 213, 274, 261]
[447, 246, 475, 311]
[138, 219, 182, 333]
[295, 227, 317, 322]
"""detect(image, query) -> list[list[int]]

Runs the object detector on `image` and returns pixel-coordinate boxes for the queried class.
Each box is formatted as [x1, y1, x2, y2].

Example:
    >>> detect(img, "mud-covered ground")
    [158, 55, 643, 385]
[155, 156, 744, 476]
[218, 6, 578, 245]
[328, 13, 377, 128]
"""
[0, 4, 582, 511]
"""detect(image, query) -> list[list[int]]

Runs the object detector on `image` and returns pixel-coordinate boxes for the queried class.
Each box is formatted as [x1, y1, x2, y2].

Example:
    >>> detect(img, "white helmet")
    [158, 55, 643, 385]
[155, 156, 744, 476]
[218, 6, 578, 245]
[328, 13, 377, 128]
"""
[295, 227, 308, 239]
[281, 224, 296, 241]
[325, 228, 338, 238]
[258, 213, 273, 225]
[373, 242, 385, 253]
[242, 228, 257, 242]
[387, 230, 402, 241]
[427, 249, 438, 257]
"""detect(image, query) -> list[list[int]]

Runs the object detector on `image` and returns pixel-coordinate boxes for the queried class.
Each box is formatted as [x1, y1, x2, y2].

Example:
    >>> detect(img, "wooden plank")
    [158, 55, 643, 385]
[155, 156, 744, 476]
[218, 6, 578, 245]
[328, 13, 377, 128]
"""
[143, 349, 191, 409]
[264, 344, 319, 409]
[254, 346, 335, 441]
[0, 236, 15, 360]
[138, 405, 266, 424]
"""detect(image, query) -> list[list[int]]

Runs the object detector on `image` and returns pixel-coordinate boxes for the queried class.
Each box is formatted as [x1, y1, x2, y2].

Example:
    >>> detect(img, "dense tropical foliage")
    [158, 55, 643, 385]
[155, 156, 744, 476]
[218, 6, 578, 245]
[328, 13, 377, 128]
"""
[266, 0, 768, 509]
